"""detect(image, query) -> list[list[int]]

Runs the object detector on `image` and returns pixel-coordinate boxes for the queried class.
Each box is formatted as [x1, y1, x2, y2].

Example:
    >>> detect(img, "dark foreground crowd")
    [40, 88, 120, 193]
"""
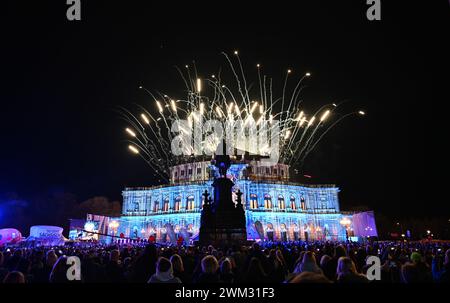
[1, 240, 449, 284]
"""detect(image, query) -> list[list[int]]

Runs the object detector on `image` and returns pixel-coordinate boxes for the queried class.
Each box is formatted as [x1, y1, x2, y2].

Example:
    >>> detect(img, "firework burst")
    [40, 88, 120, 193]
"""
[118, 51, 365, 181]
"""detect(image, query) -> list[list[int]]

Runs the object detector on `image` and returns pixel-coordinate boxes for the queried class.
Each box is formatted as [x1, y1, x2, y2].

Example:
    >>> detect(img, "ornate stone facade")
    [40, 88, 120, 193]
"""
[107, 160, 353, 243]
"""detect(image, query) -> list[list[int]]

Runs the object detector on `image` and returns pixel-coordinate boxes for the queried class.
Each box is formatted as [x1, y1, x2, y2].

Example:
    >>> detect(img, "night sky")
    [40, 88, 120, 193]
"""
[1, 1, 447, 221]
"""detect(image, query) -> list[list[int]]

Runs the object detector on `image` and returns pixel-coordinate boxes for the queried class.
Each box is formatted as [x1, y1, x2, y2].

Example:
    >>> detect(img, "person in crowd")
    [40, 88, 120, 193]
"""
[40, 249, 58, 283]
[182, 246, 196, 276]
[49, 256, 78, 283]
[377, 246, 402, 283]
[130, 244, 158, 282]
[400, 252, 433, 283]
[294, 251, 323, 275]
[27, 250, 45, 283]
[170, 254, 190, 283]
[291, 251, 306, 274]
[148, 257, 182, 283]
[325, 245, 347, 281]
[105, 249, 125, 283]
[219, 258, 235, 283]
[271, 249, 288, 283]
[46, 250, 58, 268]
[81, 249, 106, 282]
[5, 249, 30, 276]
[0, 251, 8, 282]
[244, 243, 269, 274]
[289, 271, 331, 283]
[336, 257, 369, 283]
[195, 255, 220, 283]
[1, 240, 449, 284]
[319, 255, 334, 281]
[353, 247, 367, 273]
[3, 271, 26, 283]
[241, 257, 269, 283]
[432, 249, 450, 283]
[122, 256, 133, 281]
[230, 246, 245, 277]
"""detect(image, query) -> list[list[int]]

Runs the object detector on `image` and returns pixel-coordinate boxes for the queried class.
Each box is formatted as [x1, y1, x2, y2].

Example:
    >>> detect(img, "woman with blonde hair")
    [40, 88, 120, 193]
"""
[220, 258, 235, 283]
[336, 257, 368, 283]
[195, 255, 220, 283]
[170, 254, 189, 283]
[3, 271, 26, 283]
[295, 251, 323, 275]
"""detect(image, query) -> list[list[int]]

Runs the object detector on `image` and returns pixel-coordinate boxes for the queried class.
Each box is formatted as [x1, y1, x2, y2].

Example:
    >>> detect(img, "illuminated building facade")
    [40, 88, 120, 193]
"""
[104, 160, 362, 243]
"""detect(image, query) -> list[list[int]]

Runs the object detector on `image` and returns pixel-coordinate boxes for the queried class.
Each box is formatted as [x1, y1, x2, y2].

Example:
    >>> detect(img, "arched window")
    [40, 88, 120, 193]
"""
[280, 223, 288, 242]
[201, 191, 207, 207]
[133, 201, 139, 212]
[250, 194, 258, 209]
[187, 224, 194, 235]
[186, 195, 195, 211]
[266, 223, 274, 241]
[264, 194, 272, 209]
[290, 196, 296, 210]
[278, 195, 285, 210]
[163, 197, 169, 212]
[300, 197, 306, 210]
[292, 224, 300, 241]
[174, 196, 181, 211]
[153, 201, 159, 213]
[320, 196, 327, 209]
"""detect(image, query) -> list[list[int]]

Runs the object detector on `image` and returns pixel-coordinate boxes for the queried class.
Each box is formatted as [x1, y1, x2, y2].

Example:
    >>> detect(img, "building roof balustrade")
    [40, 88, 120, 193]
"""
[123, 211, 147, 216]
[124, 209, 202, 216]
[124, 180, 211, 191]
[247, 208, 339, 215]
[124, 180, 337, 192]
[123, 207, 339, 216]
[310, 208, 339, 213]
[247, 180, 337, 188]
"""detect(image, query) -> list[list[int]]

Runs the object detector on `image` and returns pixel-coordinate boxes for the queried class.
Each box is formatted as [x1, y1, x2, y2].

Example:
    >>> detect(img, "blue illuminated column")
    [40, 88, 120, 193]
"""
[333, 188, 340, 212]
[145, 192, 152, 215]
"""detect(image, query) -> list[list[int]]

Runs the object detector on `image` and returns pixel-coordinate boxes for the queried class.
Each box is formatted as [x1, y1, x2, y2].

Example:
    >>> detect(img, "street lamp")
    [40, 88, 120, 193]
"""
[340, 217, 352, 241]
[109, 220, 119, 241]
[396, 222, 404, 235]
[340, 217, 351, 226]
[316, 226, 322, 240]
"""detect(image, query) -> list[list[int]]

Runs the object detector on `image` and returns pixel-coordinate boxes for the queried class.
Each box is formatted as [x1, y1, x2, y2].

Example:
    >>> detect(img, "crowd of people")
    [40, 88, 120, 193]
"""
[0, 240, 449, 284]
